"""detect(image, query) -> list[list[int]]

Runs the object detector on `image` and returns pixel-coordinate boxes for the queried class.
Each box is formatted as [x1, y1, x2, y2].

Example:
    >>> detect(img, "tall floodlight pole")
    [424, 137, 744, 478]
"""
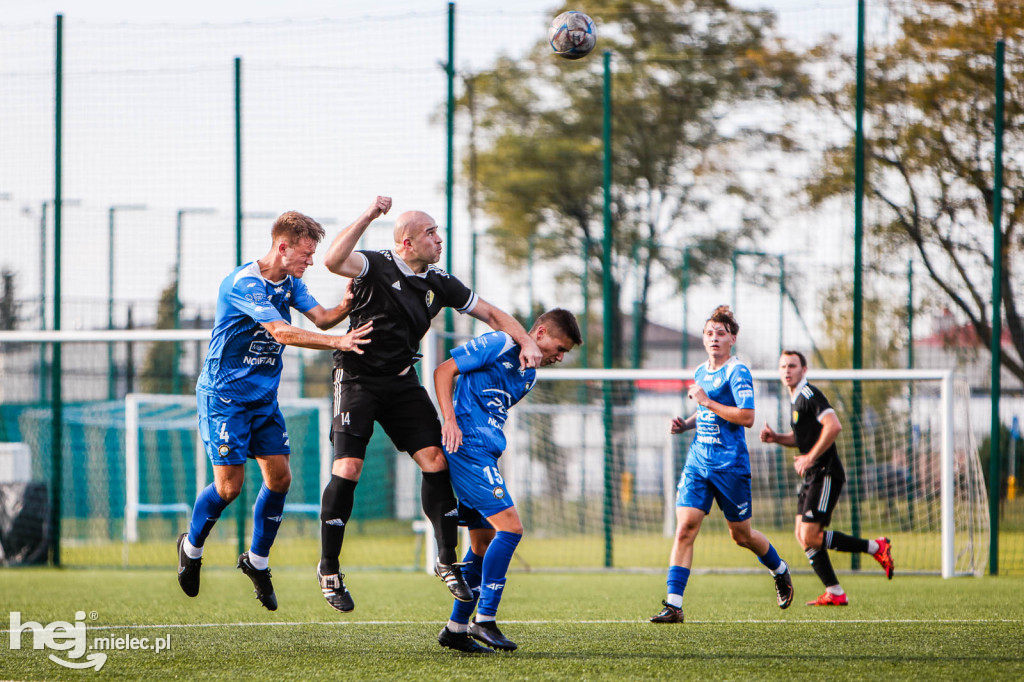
[173, 208, 216, 394]
[107, 204, 146, 400]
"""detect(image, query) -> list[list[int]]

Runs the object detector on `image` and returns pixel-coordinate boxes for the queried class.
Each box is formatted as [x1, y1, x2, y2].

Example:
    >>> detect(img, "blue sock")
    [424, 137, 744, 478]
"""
[250, 484, 287, 557]
[758, 543, 784, 573]
[667, 565, 690, 603]
[477, 531, 522, 619]
[450, 549, 483, 625]
[187, 484, 229, 548]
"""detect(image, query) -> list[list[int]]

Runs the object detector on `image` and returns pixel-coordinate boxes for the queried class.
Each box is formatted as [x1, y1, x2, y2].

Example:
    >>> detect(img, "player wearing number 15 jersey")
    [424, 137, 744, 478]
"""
[433, 308, 581, 653]
[177, 209, 373, 611]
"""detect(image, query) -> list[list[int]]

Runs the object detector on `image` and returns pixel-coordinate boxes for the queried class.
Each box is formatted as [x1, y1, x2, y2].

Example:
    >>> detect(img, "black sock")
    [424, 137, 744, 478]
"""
[319, 475, 358, 574]
[806, 546, 840, 588]
[421, 470, 459, 565]
[825, 530, 870, 554]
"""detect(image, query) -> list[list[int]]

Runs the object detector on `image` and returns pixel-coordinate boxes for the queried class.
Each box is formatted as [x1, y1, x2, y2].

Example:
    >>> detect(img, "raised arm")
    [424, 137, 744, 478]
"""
[467, 297, 542, 369]
[433, 357, 463, 453]
[323, 196, 392, 277]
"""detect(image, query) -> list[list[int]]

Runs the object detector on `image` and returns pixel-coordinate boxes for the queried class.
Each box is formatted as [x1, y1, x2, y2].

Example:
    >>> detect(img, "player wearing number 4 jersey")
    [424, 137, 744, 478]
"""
[760, 350, 894, 606]
[433, 309, 581, 653]
[177, 210, 373, 611]
[651, 305, 794, 624]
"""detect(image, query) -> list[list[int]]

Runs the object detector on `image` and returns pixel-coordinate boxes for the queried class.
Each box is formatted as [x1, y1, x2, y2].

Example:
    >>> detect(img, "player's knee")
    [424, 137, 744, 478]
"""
[268, 470, 291, 494]
[216, 480, 242, 503]
[414, 447, 447, 473]
[728, 527, 753, 547]
[673, 523, 698, 544]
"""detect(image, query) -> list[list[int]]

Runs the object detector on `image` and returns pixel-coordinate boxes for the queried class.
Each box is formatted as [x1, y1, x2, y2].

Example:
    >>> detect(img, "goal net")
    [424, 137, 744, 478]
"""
[492, 367, 987, 577]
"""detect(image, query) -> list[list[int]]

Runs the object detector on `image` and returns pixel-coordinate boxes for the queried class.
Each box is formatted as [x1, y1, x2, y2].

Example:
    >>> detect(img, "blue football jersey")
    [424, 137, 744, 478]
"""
[196, 262, 319, 403]
[686, 356, 756, 472]
[450, 331, 536, 455]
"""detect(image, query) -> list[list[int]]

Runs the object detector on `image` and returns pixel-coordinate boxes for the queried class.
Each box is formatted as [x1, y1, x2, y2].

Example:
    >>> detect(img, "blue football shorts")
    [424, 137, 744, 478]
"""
[197, 392, 291, 466]
[676, 465, 753, 522]
[445, 443, 514, 520]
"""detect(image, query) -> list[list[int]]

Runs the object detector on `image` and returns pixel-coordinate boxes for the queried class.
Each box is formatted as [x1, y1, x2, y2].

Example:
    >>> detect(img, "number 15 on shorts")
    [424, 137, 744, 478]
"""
[482, 465, 504, 486]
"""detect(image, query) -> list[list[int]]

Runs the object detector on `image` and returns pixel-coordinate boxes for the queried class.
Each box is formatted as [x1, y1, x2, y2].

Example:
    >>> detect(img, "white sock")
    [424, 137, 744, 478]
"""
[826, 585, 845, 596]
[867, 540, 879, 554]
[475, 614, 496, 623]
[183, 537, 203, 559]
[447, 620, 468, 633]
[248, 552, 269, 570]
[666, 594, 683, 608]
[772, 560, 789, 576]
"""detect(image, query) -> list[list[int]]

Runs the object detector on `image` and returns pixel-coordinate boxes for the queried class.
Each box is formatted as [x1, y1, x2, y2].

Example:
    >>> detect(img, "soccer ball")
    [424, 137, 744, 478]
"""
[548, 10, 597, 60]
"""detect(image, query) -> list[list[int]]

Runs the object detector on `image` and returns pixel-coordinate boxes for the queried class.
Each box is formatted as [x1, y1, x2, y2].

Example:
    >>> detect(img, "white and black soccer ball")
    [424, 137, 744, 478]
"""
[548, 10, 597, 60]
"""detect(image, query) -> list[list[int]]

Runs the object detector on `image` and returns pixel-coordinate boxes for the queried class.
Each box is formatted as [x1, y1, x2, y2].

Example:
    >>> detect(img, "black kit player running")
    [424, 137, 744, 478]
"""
[761, 351, 894, 607]
[315, 200, 542, 612]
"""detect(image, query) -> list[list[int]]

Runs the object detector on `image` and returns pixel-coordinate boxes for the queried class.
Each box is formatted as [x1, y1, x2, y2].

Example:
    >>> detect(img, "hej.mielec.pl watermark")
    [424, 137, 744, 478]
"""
[9, 611, 172, 671]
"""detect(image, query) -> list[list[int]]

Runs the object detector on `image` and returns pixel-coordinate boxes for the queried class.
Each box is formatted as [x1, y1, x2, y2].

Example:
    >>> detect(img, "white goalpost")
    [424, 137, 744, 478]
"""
[499, 366, 986, 578]
[123, 392, 332, 544]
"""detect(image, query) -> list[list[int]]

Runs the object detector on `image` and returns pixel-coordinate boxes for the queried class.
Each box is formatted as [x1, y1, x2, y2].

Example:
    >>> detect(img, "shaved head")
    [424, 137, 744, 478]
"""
[394, 210, 435, 244]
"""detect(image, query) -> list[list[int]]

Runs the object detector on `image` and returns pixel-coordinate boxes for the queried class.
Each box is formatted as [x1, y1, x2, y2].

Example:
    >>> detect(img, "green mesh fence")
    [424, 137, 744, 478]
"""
[0, 2, 1022, 573]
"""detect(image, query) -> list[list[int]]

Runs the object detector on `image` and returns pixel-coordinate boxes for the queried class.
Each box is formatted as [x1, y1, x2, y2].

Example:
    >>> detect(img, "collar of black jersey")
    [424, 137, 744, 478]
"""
[389, 249, 431, 279]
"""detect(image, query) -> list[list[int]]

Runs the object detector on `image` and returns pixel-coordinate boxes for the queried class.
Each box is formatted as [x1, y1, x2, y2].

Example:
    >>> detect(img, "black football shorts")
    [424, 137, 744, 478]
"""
[796, 466, 846, 526]
[331, 369, 442, 460]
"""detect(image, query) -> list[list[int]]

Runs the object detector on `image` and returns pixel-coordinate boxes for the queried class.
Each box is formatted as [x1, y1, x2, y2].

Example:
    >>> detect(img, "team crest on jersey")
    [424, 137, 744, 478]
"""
[793, 410, 799, 423]
[425, 290, 435, 307]
[713, 377, 722, 388]
[493, 487, 505, 499]
[218, 445, 231, 458]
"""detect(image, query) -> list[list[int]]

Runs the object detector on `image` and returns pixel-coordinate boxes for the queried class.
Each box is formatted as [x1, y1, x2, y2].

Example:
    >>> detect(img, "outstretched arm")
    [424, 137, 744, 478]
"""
[261, 319, 372, 353]
[323, 196, 392, 277]
[468, 297, 542, 369]
[433, 358, 463, 453]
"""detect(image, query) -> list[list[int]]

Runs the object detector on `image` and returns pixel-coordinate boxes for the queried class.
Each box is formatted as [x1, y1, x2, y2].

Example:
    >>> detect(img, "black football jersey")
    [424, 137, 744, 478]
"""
[333, 249, 477, 376]
[790, 381, 841, 472]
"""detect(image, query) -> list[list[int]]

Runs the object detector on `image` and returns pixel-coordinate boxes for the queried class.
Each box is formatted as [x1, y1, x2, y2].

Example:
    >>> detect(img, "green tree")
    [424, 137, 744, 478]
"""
[140, 278, 180, 394]
[461, 0, 806, 366]
[802, 0, 1024, 381]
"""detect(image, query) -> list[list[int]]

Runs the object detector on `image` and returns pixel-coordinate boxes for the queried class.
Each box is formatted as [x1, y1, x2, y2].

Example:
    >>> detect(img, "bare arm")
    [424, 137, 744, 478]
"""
[302, 280, 355, 330]
[760, 422, 798, 447]
[433, 358, 463, 453]
[323, 196, 392, 277]
[670, 413, 699, 434]
[261, 319, 372, 352]
[468, 297, 542, 369]
[687, 384, 754, 427]
[793, 411, 842, 475]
